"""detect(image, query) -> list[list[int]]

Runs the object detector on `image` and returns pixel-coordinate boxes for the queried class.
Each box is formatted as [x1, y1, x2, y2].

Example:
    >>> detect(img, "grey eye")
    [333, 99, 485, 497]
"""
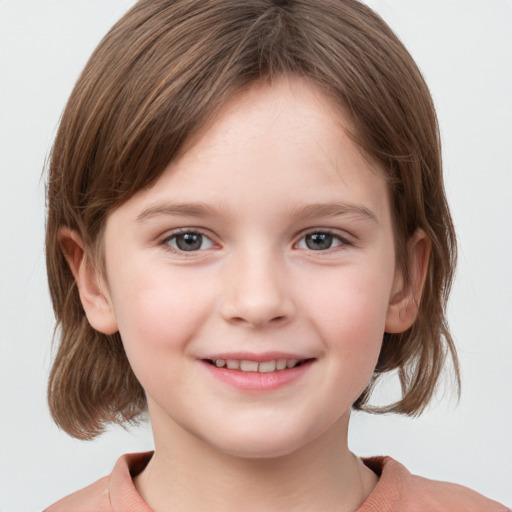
[306, 233, 333, 250]
[297, 232, 343, 251]
[170, 232, 213, 252]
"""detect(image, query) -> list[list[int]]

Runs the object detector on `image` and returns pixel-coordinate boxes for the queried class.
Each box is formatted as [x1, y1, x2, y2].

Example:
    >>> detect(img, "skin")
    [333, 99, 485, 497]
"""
[60, 76, 429, 512]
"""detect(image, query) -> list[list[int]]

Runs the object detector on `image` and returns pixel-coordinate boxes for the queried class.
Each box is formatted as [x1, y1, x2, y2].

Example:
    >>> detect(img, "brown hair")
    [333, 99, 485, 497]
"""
[46, 0, 459, 439]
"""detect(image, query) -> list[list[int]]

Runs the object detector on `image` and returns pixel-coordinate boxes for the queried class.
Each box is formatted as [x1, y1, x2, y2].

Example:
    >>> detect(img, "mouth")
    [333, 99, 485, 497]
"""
[203, 358, 313, 373]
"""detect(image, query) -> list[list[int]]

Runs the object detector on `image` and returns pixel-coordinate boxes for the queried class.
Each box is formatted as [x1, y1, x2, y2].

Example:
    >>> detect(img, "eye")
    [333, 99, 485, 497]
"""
[165, 231, 214, 252]
[296, 231, 345, 251]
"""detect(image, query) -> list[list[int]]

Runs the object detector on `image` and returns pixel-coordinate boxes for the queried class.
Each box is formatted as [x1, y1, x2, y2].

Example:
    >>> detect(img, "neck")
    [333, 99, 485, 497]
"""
[135, 412, 378, 512]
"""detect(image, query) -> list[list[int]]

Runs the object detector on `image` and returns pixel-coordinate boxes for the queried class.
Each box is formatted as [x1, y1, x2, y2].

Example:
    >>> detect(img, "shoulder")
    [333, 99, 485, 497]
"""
[43, 476, 111, 512]
[360, 456, 509, 512]
[43, 452, 153, 512]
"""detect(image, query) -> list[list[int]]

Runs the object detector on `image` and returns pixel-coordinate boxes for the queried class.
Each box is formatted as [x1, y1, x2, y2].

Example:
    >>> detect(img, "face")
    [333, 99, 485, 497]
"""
[99, 77, 402, 458]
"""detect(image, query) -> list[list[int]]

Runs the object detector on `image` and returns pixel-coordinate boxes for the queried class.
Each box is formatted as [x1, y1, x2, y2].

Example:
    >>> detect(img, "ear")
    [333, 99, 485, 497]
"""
[58, 227, 118, 335]
[385, 229, 431, 333]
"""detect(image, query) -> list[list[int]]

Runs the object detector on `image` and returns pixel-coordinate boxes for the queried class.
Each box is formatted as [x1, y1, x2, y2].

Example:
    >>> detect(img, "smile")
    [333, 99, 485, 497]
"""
[204, 358, 310, 373]
[201, 355, 315, 391]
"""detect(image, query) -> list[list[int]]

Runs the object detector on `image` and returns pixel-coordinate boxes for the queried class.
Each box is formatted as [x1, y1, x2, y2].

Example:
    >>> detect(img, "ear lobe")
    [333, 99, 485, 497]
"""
[385, 229, 431, 334]
[58, 227, 118, 335]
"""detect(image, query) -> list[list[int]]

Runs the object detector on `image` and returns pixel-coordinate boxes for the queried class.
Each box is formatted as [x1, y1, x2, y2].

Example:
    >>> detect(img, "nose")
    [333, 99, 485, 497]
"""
[219, 249, 295, 328]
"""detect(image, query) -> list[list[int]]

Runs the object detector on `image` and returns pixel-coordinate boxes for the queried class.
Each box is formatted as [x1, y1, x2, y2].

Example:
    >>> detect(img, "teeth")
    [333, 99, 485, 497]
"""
[258, 360, 276, 373]
[240, 360, 259, 372]
[210, 358, 305, 373]
[276, 359, 287, 370]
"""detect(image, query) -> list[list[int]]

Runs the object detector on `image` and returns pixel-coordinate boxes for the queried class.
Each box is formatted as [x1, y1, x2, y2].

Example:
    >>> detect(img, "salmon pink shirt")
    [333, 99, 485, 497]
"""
[44, 452, 509, 512]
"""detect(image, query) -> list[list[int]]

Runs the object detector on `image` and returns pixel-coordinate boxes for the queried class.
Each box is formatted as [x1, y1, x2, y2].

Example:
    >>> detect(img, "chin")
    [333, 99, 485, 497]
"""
[202, 425, 319, 460]
[219, 441, 304, 460]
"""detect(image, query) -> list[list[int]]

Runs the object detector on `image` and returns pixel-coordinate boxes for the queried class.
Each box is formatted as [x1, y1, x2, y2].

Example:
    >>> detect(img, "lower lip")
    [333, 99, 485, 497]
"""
[201, 360, 314, 392]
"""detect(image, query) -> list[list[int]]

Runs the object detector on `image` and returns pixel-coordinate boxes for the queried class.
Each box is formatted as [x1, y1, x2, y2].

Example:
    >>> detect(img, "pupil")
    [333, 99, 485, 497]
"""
[176, 233, 202, 251]
[306, 233, 333, 250]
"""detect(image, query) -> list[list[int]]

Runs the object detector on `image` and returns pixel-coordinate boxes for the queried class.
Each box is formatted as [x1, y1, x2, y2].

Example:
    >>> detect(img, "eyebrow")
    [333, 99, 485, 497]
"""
[136, 201, 378, 224]
[136, 202, 222, 223]
[290, 202, 378, 223]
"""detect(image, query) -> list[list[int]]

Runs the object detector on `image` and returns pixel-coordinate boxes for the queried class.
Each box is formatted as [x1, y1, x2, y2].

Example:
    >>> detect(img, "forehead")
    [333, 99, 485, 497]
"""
[116, 76, 390, 225]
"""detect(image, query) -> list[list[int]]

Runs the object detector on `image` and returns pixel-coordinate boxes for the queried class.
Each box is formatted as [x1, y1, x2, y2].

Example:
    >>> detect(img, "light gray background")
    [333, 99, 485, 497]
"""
[1, 1, 511, 510]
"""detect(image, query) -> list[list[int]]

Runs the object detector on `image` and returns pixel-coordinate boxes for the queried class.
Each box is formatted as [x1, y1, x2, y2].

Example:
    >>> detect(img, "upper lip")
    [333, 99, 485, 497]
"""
[199, 352, 315, 362]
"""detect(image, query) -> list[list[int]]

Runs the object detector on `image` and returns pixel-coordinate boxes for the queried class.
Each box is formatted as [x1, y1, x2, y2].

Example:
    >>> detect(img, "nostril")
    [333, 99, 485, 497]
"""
[227, 314, 288, 327]
[219, 289, 295, 327]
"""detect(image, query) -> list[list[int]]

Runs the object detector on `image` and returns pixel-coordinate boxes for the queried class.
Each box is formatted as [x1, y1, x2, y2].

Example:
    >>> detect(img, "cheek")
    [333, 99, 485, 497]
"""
[302, 263, 393, 369]
[309, 266, 391, 326]
[107, 264, 214, 374]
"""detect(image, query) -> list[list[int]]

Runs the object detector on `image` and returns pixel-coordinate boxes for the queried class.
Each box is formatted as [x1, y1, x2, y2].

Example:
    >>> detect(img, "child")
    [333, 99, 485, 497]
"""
[43, 0, 509, 510]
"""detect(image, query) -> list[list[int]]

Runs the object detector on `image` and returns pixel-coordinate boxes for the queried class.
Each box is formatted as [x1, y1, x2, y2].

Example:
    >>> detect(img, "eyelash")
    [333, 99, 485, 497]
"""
[159, 228, 351, 254]
[159, 229, 215, 253]
[296, 230, 351, 252]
